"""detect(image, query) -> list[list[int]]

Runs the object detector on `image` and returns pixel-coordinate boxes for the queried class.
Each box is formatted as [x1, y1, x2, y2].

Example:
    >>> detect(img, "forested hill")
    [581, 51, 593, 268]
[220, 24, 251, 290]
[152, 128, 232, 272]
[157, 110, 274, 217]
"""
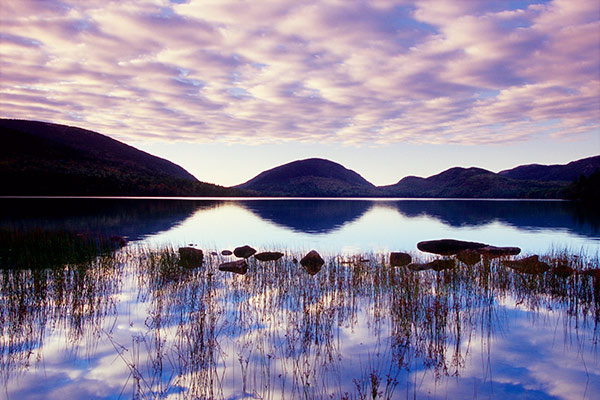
[240, 157, 599, 199]
[0, 119, 242, 196]
[498, 155, 600, 182]
[235, 158, 378, 197]
[2, 118, 597, 199]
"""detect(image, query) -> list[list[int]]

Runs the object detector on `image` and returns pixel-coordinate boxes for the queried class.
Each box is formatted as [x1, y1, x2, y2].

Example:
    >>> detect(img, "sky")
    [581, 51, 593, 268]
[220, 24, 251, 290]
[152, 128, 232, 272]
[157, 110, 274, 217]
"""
[1, 0, 599, 186]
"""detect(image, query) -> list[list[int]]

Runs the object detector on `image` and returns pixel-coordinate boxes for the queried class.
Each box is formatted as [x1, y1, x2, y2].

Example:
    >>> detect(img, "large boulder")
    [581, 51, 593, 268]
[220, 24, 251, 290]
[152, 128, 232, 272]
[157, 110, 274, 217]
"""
[218, 259, 248, 275]
[255, 251, 284, 262]
[390, 252, 411, 267]
[300, 250, 324, 275]
[504, 255, 550, 274]
[417, 239, 487, 255]
[178, 247, 204, 267]
[234, 245, 256, 259]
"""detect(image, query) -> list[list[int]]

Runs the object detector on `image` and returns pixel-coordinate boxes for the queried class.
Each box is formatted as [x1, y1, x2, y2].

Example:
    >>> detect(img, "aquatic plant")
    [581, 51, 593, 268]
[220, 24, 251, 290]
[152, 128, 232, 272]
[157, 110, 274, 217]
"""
[1, 242, 598, 399]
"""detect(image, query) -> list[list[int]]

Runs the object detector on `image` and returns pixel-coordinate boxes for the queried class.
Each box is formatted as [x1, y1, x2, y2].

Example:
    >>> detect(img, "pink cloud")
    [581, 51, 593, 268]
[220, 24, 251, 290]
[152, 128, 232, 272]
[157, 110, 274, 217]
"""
[0, 0, 598, 146]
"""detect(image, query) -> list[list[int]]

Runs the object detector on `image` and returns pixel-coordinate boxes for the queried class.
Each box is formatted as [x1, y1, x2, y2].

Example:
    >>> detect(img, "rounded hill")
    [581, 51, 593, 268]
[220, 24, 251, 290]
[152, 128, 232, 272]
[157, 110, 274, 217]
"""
[236, 158, 376, 197]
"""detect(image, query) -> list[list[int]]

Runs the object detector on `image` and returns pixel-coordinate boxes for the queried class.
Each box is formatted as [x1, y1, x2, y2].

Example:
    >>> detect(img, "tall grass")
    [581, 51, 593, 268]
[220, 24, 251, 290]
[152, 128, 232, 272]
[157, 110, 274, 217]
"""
[1, 239, 598, 399]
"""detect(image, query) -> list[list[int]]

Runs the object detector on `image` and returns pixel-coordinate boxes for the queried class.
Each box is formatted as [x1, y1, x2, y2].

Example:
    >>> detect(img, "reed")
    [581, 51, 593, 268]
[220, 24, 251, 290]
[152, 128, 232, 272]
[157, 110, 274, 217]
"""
[1, 238, 598, 399]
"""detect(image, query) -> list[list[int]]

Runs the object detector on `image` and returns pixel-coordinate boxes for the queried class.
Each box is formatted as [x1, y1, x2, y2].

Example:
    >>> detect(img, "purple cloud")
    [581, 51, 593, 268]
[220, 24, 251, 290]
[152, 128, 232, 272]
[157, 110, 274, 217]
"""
[0, 0, 598, 146]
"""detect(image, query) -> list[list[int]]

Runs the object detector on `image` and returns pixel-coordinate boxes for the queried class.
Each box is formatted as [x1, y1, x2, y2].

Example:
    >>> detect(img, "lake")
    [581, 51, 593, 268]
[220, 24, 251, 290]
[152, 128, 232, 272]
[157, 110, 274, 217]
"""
[0, 197, 599, 399]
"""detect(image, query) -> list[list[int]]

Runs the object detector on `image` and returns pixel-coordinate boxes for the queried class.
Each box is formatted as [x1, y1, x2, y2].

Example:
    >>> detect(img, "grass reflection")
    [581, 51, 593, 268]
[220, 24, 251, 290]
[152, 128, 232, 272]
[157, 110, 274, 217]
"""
[0, 240, 598, 399]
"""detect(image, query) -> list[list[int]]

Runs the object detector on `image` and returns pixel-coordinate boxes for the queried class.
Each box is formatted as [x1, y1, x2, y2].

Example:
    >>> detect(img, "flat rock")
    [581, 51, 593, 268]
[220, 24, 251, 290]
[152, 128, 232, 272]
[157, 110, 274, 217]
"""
[417, 239, 487, 255]
[178, 247, 204, 267]
[221, 250, 233, 256]
[218, 259, 248, 275]
[255, 251, 284, 261]
[504, 255, 550, 274]
[234, 245, 256, 258]
[300, 250, 324, 275]
[390, 252, 411, 267]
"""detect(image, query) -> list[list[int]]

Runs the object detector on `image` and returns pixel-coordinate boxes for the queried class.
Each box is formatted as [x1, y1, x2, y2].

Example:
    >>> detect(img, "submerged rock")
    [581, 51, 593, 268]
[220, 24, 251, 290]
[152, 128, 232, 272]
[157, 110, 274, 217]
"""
[390, 252, 412, 267]
[218, 259, 248, 275]
[221, 250, 233, 256]
[504, 255, 550, 274]
[581, 268, 600, 279]
[179, 247, 204, 267]
[456, 250, 481, 266]
[110, 235, 127, 248]
[407, 263, 431, 271]
[477, 245, 521, 258]
[300, 250, 324, 275]
[417, 239, 487, 255]
[234, 245, 256, 259]
[429, 258, 456, 271]
[552, 264, 575, 278]
[255, 251, 284, 262]
[407, 259, 455, 272]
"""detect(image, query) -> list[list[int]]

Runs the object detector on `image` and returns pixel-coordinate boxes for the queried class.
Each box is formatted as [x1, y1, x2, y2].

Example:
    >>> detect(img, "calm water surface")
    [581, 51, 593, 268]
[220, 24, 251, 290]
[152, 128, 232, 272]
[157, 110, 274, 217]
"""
[0, 198, 598, 399]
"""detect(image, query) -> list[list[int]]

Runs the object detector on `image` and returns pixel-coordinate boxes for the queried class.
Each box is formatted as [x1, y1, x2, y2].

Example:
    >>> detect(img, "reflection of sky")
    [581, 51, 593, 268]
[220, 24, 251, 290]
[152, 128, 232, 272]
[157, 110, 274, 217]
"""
[143, 202, 599, 256]
[6, 270, 599, 400]
[3, 199, 600, 399]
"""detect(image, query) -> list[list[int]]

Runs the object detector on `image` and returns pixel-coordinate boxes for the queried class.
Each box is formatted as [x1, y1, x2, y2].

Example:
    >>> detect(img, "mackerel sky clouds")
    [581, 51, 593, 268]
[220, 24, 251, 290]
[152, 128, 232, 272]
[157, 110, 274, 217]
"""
[1, 0, 599, 185]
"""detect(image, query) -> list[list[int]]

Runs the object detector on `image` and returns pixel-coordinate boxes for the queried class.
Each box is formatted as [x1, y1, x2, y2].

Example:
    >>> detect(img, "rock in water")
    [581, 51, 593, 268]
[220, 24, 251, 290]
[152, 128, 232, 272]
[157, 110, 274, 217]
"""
[234, 245, 256, 258]
[407, 259, 456, 272]
[417, 239, 487, 255]
[179, 247, 204, 267]
[255, 251, 284, 261]
[429, 258, 456, 271]
[407, 263, 432, 271]
[110, 235, 127, 248]
[221, 250, 233, 256]
[300, 250, 324, 275]
[504, 255, 550, 274]
[390, 252, 411, 267]
[552, 264, 574, 278]
[456, 250, 481, 266]
[477, 245, 521, 257]
[219, 259, 248, 275]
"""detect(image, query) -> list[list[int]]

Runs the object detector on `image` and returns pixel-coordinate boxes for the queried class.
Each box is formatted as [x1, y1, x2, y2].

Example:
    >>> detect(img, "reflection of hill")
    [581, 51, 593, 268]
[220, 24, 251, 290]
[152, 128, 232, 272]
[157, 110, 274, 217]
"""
[381, 200, 600, 238]
[0, 198, 223, 241]
[238, 199, 373, 233]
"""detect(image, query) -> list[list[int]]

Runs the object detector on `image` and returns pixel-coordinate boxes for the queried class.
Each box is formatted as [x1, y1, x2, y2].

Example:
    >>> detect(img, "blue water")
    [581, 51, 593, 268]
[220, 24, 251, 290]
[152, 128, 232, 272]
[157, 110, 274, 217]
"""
[1, 198, 599, 399]
[1, 197, 598, 255]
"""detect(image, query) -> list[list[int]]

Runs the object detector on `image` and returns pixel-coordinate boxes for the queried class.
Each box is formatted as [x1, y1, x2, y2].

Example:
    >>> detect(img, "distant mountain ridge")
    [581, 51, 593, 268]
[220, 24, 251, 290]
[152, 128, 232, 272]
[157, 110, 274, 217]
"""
[2, 119, 597, 198]
[380, 166, 566, 198]
[240, 156, 599, 199]
[498, 156, 600, 182]
[236, 158, 378, 197]
[0, 119, 241, 196]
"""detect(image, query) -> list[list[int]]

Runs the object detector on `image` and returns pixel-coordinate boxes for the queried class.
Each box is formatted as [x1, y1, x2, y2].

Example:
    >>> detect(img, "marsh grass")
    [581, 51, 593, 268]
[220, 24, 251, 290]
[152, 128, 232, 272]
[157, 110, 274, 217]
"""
[0, 239, 598, 399]
[0, 248, 123, 383]
[0, 228, 118, 269]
